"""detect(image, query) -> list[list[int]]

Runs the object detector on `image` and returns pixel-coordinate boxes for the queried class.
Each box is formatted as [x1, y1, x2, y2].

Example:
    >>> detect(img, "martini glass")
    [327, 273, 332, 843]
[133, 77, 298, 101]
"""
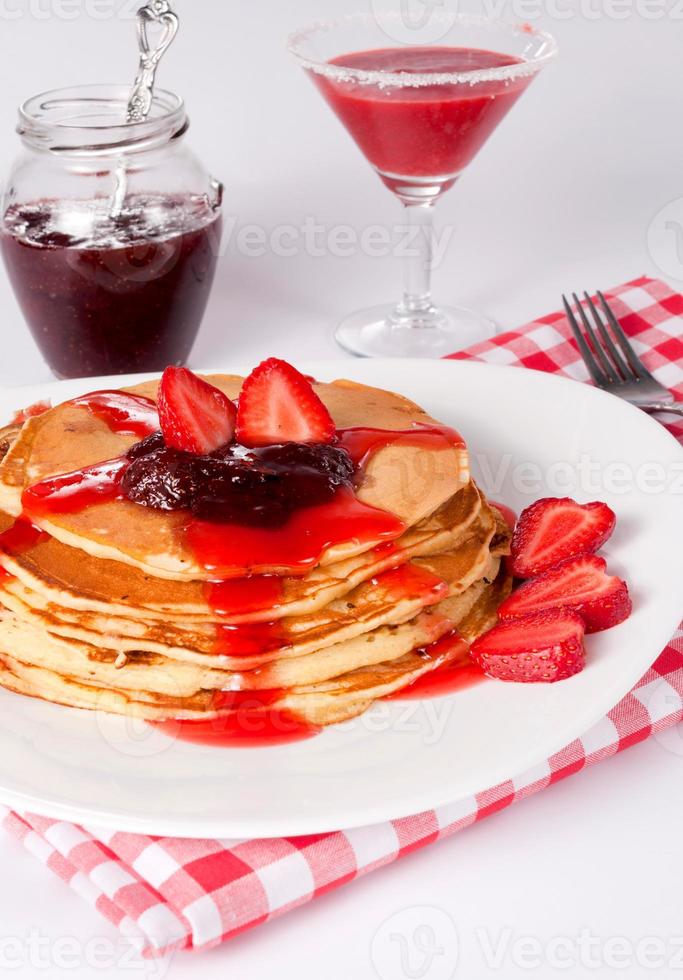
[288, 14, 557, 357]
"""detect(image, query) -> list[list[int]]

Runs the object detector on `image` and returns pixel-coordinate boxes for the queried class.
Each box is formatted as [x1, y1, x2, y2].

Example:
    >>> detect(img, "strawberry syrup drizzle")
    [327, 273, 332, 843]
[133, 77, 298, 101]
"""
[19, 392, 157, 517]
[71, 390, 159, 438]
[373, 541, 400, 558]
[384, 630, 485, 700]
[206, 575, 283, 618]
[491, 500, 517, 532]
[151, 688, 320, 747]
[0, 518, 48, 553]
[151, 713, 320, 747]
[376, 563, 449, 604]
[214, 621, 284, 657]
[0, 518, 47, 582]
[337, 423, 465, 472]
[22, 457, 129, 517]
[11, 400, 51, 424]
[187, 486, 405, 579]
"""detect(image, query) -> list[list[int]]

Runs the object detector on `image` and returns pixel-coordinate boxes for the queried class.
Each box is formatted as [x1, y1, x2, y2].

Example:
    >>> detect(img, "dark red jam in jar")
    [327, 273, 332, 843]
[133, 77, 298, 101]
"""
[0, 85, 223, 379]
[1, 195, 221, 378]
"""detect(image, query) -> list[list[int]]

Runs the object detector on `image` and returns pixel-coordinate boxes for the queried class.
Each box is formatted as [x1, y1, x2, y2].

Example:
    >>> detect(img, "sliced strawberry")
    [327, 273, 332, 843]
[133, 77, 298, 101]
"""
[236, 358, 335, 447]
[499, 554, 632, 633]
[470, 608, 586, 683]
[157, 367, 236, 454]
[510, 497, 616, 578]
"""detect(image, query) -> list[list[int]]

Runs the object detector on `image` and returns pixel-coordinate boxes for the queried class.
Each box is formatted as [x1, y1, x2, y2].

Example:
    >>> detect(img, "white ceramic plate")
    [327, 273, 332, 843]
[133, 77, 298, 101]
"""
[0, 360, 681, 838]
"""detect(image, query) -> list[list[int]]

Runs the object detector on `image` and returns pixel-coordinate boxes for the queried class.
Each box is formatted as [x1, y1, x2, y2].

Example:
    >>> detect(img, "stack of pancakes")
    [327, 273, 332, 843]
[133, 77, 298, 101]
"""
[0, 375, 512, 730]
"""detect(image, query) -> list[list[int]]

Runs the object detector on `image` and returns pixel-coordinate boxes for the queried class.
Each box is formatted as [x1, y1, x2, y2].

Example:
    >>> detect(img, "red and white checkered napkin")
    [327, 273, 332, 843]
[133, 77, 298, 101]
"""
[1, 275, 682, 957]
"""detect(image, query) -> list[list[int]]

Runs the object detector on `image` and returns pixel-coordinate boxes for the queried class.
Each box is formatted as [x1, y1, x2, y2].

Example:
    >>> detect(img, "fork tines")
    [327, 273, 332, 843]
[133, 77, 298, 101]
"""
[562, 291, 653, 386]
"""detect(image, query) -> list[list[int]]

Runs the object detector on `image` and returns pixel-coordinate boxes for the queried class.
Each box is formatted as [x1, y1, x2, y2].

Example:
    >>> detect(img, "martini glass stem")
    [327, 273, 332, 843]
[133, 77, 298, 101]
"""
[395, 201, 439, 326]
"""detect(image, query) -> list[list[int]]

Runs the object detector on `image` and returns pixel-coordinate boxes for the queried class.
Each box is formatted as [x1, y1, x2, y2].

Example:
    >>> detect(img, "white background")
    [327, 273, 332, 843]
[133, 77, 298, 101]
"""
[0, 0, 681, 977]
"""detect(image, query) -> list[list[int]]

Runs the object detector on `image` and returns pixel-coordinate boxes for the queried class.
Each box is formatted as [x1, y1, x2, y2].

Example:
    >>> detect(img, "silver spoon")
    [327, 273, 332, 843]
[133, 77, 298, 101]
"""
[110, 1, 179, 215]
[126, 0, 180, 123]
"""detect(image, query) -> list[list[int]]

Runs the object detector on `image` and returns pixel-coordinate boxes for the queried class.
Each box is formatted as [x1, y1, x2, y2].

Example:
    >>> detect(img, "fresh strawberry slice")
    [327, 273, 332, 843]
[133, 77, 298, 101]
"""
[157, 367, 236, 454]
[499, 554, 632, 633]
[510, 497, 616, 577]
[470, 608, 586, 683]
[236, 358, 335, 447]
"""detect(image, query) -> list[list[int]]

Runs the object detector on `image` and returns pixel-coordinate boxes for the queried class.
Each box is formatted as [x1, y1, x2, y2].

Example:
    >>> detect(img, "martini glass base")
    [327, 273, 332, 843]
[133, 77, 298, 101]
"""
[334, 303, 497, 358]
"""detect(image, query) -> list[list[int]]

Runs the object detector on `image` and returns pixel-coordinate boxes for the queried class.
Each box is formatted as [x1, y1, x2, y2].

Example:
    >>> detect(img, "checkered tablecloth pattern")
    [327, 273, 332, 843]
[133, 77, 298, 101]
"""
[1, 275, 682, 958]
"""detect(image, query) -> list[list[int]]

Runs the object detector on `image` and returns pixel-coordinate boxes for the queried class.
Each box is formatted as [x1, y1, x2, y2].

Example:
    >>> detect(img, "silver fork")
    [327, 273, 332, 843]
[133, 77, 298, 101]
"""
[562, 291, 683, 416]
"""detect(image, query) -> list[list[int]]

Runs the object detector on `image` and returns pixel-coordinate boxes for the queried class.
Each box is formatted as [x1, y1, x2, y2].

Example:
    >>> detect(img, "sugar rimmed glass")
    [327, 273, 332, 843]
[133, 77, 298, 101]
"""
[288, 14, 557, 357]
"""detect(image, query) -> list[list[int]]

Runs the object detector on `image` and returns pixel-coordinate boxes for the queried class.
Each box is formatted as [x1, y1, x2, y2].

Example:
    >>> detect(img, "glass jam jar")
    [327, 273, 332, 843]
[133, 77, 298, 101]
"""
[0, 84, 223, 378]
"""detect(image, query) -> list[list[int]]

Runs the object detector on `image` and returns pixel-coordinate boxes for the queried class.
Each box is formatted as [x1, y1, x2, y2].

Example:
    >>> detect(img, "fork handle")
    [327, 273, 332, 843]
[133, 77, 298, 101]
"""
[644, 402, 683, 417]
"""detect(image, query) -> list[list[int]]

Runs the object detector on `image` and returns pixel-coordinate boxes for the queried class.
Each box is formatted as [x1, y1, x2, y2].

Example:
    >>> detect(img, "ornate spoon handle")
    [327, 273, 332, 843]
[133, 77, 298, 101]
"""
[126, 1, 179, 123]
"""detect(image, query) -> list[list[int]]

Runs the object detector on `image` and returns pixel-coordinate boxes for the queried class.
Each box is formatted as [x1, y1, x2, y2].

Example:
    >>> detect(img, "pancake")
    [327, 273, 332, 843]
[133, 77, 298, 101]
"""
[0, 481, 485, 624]
[0, 376, 469, 580]
[0, 574, 500, 698]
[0, 565, 511, 725]
[0, 504, 501, 666]
[0, 542, 500, 667]
[0, 371, 515, 736]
